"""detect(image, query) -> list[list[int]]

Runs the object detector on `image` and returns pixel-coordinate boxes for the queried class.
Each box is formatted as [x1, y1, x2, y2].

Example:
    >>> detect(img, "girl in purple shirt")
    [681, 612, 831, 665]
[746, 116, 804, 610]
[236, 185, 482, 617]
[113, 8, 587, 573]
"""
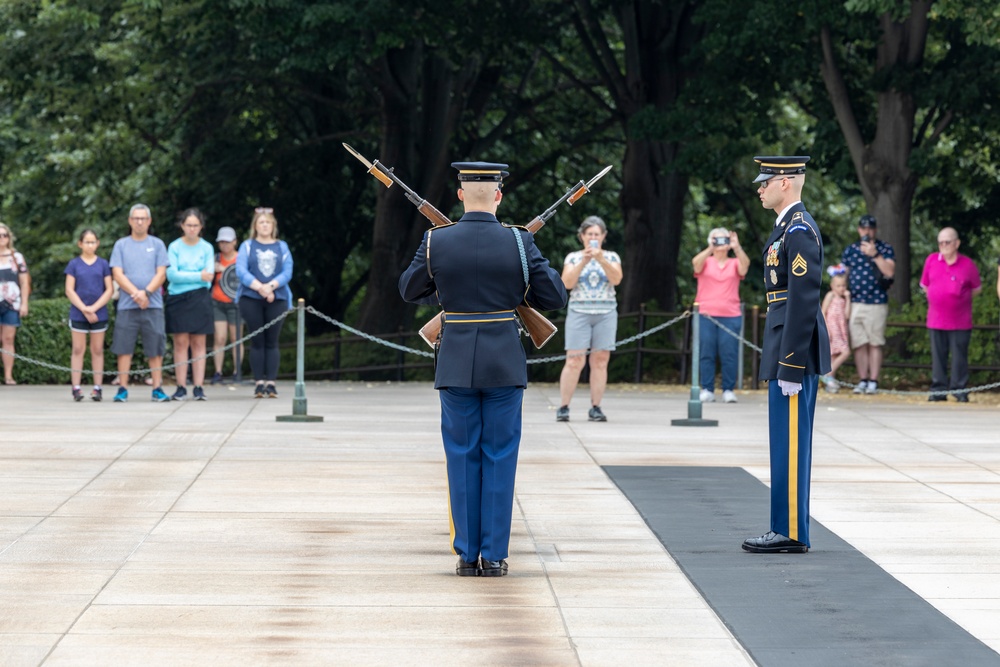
[64, 229, 113, 401]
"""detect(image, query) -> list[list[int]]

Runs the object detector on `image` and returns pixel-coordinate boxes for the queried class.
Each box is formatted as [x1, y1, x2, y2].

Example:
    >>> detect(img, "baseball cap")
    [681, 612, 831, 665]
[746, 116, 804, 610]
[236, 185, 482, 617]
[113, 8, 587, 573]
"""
[216, 226, 237, 242]
[858, 215, 877, 228]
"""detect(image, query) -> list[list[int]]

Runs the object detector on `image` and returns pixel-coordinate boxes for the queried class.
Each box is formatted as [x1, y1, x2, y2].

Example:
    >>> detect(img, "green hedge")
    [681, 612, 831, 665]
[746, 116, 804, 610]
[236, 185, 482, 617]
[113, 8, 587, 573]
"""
[12, 298, 161, 384]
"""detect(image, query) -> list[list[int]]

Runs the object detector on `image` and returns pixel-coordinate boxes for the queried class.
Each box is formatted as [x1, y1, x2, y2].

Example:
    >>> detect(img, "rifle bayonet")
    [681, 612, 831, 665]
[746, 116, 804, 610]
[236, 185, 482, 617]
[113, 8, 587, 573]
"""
[525, 165, 614, 233]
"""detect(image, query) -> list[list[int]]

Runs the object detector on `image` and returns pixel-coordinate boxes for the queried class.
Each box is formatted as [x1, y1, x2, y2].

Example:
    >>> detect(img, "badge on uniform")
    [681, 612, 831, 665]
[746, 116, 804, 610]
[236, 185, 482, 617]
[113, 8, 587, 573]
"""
[766, 240, 781, 267]
[791, 253, 808, 277]
[771, 269, 778, 285]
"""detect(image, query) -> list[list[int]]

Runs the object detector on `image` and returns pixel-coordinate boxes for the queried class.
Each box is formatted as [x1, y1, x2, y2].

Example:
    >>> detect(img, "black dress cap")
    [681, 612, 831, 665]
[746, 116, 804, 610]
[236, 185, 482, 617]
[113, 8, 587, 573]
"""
[753, 156, 810, 183]
[451, 161, 510, 182]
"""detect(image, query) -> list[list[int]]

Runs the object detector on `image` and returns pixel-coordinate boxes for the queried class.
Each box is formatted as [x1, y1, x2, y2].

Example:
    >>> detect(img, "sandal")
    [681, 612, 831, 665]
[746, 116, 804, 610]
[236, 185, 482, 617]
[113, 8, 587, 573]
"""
[4, 379, 15, 386]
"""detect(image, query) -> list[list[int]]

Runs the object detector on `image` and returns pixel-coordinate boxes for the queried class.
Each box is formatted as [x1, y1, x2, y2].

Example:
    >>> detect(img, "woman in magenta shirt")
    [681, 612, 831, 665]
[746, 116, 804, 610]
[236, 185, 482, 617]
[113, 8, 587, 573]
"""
[691, 227, 750, 403]
[919, 227, 981, 402]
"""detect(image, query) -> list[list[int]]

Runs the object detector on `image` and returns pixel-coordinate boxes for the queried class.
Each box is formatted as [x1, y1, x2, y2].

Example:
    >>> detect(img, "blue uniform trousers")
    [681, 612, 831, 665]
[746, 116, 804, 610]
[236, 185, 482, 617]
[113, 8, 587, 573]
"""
[767, 375, 818, 546]
[439, 386, 523, 563]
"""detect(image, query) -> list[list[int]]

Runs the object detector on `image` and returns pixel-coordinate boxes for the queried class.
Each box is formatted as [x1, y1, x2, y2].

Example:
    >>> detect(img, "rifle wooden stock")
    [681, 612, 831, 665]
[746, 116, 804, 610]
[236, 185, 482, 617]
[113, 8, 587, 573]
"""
[515, 304, 557, 348]
[418, 201, 452, 228]
[567, 183, 589, 205]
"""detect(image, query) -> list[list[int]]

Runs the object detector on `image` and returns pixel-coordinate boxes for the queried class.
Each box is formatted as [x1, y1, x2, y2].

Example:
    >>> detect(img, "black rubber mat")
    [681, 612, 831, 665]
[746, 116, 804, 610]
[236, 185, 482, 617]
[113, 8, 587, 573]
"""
[604, 466, 1000, 667]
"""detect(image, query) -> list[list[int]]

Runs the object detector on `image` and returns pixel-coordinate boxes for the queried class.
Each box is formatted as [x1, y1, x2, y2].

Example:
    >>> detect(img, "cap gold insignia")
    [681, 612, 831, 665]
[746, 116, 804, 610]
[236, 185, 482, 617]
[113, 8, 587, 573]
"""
[771, 269, 778, 285]
[791, 253, 808, 277]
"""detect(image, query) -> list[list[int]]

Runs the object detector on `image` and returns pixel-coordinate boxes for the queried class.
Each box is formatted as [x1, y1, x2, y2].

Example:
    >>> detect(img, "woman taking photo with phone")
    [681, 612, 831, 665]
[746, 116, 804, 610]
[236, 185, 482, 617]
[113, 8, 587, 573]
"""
[691, 227, 750, 403]
[555, 216, 622, 422]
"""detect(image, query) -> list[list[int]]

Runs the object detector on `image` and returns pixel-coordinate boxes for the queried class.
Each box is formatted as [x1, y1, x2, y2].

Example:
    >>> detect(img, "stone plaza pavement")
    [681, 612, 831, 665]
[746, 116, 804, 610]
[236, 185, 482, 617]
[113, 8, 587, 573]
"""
[1, 381, 998, 666]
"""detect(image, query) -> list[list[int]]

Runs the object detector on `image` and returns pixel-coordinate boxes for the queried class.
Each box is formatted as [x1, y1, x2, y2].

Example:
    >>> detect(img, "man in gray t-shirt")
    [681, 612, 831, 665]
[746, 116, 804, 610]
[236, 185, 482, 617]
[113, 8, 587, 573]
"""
[109, 204, 170, 402]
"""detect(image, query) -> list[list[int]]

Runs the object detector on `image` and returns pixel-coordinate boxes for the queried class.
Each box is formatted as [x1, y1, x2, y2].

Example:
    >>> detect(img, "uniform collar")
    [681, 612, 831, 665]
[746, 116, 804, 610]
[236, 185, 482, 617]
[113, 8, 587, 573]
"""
[458, 211, 501, 223]
[775, 201, 802, 226]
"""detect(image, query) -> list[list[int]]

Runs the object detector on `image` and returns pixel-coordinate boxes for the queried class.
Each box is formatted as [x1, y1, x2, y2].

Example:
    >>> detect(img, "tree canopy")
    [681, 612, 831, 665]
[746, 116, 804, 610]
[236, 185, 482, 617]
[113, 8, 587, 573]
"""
[2, 0, 998, 333]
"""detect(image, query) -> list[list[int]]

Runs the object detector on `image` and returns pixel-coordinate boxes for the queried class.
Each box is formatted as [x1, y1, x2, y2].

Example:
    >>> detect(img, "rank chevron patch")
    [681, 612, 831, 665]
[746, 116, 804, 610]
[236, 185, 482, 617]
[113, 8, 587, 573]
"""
[791, 253, 808, 276]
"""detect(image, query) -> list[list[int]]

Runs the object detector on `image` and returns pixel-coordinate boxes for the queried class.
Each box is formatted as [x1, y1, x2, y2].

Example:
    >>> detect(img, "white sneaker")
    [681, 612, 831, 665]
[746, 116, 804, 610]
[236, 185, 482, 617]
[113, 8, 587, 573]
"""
[824, 377, 840, 393]
[865, 381, 878, 395]
[699, 389, 715, 403]
[722, 390, 738, 403]
[852, 381, 868, 394]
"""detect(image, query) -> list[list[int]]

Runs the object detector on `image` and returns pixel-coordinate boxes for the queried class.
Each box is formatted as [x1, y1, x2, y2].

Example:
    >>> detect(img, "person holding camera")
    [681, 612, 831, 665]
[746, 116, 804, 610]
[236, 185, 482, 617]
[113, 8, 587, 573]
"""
[691, 227, 750, 403]
[556, 216, 622, 422]
[841, 214, 895, 394]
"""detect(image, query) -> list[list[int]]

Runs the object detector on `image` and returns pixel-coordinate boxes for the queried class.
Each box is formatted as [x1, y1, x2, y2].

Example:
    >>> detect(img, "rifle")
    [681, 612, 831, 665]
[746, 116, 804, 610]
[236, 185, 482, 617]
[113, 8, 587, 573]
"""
[343, 143, 610, 348]
[417, 164, 614, 348]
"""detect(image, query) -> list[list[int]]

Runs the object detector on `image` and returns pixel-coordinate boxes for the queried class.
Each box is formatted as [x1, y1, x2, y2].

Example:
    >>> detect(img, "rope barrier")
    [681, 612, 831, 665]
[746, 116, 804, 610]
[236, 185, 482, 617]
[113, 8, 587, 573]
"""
[3, 303, 997, 399]
[697, 311, 1000, 399]
[0, 309, 290, 378]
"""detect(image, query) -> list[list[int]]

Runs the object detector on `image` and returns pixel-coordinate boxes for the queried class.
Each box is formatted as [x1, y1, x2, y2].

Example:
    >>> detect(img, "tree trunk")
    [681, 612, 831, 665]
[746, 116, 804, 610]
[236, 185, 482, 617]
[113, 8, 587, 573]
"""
[354, 46, 463, 336]
[611, 1, 699, 313]
[619, 138, 687, 312]
[819, 4, 934, 305]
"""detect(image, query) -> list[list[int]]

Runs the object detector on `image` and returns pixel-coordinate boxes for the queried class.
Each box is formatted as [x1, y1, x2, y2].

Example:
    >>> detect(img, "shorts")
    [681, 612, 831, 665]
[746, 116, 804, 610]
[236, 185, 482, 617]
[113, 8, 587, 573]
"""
[111, 308, 167, 357]
[0, 305, 19, 327]
[849, 302, 888, 348]
[564, 309, 618, 351]
[165, 288, 214, 335]
[70, 319, 109, 333]
[213, 299, 239, 326]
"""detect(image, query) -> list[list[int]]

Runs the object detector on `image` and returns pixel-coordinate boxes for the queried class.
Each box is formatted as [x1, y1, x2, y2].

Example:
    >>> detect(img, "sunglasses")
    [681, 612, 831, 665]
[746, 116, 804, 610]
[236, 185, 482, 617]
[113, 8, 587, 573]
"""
[0, 232, 9, 238]
[255, 207, 274, 214]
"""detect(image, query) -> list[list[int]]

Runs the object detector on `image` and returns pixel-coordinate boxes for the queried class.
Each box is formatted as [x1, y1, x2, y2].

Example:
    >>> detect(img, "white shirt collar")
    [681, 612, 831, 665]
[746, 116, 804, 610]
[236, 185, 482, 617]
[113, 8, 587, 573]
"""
[775, 201, 802, 227]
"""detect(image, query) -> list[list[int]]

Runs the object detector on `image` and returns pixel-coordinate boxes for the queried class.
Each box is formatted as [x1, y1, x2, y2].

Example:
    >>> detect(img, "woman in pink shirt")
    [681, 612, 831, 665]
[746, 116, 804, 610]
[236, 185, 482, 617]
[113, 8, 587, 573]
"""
[691, 227, 750, 403]
[919, 227, 981, 402]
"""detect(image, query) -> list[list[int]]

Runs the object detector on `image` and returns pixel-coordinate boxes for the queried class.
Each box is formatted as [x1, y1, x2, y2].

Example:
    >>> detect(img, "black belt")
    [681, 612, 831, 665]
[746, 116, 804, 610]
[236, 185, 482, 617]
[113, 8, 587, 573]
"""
[766, 290, 787, 304]
[443, 311, 516, 323]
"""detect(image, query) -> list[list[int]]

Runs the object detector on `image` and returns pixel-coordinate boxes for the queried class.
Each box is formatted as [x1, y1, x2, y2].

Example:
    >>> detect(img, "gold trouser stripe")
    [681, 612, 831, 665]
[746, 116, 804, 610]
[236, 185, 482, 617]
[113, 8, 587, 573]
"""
[445, 463, 457, 555]
[788, 393, 799, 541]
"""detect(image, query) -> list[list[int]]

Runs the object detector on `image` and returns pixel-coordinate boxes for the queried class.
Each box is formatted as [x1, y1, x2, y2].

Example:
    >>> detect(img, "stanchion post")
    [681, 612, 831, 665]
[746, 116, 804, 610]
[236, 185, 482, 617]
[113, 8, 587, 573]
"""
[277, 299, 324, 422]
[672, 303, 718, 427]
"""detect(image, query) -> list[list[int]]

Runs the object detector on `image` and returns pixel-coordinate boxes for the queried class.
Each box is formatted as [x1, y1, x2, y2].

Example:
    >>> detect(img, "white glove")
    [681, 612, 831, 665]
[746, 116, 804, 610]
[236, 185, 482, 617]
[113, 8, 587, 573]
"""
[778, 380, 802, 397]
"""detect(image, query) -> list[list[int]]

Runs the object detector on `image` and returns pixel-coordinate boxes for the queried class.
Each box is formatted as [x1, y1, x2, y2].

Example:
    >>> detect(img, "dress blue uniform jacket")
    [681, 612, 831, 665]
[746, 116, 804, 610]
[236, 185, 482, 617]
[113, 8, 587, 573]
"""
[398, 211, 567, 388]
[758, 202, 831, 547]
[759, 203, 832, 382]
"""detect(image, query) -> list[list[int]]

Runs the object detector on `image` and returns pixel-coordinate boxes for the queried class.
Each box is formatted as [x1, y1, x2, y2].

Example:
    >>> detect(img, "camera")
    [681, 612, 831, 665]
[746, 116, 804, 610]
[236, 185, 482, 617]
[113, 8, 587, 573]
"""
[861, 235, 871, 243]
[711, 237, 730, 246]
[589, 239, 599, 248]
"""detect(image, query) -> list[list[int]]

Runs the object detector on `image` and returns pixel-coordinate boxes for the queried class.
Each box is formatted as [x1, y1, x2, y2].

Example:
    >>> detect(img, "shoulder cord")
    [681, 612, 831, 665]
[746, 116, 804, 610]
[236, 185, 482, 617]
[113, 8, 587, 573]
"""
[425, 229, 434, 279]
[510, 227, 529, 291]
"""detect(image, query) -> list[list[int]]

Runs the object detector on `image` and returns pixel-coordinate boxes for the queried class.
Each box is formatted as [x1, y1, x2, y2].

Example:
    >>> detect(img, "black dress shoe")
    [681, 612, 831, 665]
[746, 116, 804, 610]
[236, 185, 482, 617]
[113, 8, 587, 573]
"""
[456, 557, 480, 577]
[480, 559, 508, 577]
[928, 394, 946, 402]
[954, 392, 969, 403]
[741, 531, 808, 553]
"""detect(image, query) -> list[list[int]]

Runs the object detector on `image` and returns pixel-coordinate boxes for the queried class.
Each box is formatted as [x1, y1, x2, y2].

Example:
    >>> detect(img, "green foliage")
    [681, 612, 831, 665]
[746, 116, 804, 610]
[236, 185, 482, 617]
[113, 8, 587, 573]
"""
[3, 0, 1000, 351]
[13, 297, 159, 385]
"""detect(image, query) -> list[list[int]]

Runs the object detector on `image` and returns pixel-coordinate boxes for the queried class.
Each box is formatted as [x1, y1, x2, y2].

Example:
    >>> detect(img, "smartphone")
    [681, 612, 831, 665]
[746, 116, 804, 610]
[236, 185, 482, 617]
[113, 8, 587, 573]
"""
[589, 240, 599, 248]
[861, 235, 871, 243]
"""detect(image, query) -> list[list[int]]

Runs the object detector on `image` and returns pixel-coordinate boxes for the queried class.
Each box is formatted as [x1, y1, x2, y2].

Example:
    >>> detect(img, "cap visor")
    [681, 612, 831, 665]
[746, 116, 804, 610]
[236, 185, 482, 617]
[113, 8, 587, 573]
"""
[753, 173, 772, 183]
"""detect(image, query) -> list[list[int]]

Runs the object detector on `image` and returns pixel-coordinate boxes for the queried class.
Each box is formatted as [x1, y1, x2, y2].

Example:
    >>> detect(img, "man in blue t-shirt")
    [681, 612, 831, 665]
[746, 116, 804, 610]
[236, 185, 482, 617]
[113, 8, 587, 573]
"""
[841, 214, 895, 394]
[109, 204, 170, 402]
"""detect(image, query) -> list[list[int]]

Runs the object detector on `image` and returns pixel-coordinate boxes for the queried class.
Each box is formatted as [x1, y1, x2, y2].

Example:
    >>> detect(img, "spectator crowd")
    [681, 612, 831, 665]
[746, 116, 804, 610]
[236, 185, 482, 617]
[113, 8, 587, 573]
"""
[0, 205, 293, 401]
